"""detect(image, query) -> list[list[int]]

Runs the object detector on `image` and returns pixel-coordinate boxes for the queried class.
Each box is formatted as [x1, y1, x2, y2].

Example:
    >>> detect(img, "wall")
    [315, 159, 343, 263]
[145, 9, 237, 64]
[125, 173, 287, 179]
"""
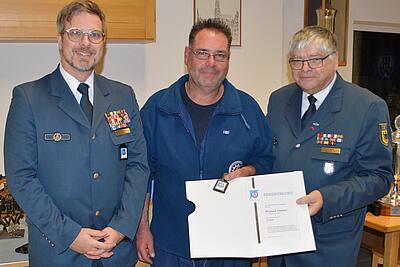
[0, 0, 284, 174]
[143, 0, 284, 110]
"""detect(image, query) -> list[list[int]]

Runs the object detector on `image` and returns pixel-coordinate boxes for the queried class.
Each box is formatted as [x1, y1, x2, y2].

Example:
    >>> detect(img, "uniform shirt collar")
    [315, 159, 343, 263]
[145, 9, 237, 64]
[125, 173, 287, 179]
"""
[59, 64, 94, 105]
[301, 73, 337, 116]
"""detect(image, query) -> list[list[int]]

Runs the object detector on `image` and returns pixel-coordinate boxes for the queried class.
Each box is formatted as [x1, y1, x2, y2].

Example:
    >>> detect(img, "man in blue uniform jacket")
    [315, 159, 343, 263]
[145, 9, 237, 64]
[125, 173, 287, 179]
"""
[266, 26, 393, 267]
[4, 1, 149, 267]
[136, 19, 274, 266]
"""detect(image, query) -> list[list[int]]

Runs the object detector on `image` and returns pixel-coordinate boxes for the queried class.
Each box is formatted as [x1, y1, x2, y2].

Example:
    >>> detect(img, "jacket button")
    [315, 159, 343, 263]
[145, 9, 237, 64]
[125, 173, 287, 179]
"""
[295, 144, 301, 148]
[95, 210, 101, 217]
[93, 172, 100, 179]
[91, 134, 96, 140]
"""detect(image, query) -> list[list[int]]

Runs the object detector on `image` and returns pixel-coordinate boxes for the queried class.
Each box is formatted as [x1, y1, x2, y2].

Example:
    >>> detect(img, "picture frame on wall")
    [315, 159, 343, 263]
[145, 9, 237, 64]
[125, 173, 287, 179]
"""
[304, 0, 349, 66]
[194, 0, 242, 47]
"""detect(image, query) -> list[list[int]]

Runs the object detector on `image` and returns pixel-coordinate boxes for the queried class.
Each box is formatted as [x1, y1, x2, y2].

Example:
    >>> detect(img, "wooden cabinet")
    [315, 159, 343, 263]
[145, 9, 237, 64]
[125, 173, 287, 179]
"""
[0, 0, 155, 42]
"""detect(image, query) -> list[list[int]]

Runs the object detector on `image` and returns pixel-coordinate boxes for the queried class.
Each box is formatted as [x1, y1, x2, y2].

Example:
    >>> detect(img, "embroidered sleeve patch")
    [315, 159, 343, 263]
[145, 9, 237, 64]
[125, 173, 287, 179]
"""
[379, 123, 389, 146]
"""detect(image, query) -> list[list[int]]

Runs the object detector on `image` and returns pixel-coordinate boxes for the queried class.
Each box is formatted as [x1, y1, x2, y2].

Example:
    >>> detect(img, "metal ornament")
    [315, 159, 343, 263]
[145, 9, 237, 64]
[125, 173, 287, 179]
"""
[380, 115, 400, 215]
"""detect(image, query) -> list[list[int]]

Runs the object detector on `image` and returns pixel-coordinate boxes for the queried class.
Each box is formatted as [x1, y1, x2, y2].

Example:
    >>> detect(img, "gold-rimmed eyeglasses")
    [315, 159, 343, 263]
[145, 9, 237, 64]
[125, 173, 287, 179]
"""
[64, 27, 105, 44]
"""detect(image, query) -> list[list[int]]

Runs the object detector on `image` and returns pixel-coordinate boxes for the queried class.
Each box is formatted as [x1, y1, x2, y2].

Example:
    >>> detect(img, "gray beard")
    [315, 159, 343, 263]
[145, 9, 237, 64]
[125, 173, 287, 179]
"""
[67, 55, 95, 72]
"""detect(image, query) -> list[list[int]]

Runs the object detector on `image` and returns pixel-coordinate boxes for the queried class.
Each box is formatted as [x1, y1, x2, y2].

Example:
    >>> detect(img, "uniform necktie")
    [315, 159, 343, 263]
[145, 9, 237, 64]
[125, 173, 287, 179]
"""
[77, 83, 92, 124]
[301, 95, 317, 129]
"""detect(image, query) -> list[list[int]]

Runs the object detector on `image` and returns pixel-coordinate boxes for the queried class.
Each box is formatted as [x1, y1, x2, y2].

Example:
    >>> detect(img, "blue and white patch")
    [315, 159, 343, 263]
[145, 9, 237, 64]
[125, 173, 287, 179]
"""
[249, 189, 259, 200]
[323, 162, 334, 175]
[228, 160, 243, 173]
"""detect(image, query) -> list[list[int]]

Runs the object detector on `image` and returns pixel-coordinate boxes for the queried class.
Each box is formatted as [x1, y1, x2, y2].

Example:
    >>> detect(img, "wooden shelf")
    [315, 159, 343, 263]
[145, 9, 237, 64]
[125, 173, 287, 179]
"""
[0, 0, 155, 42]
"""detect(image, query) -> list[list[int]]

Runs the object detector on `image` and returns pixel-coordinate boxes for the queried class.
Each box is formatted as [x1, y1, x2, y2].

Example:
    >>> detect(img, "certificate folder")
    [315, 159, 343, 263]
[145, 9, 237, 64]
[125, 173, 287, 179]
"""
[186, 171, 316, 258]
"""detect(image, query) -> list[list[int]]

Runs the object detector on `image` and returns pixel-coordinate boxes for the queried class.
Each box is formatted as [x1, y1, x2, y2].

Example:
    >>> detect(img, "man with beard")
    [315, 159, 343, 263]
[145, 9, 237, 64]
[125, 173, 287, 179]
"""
[4, 1, 149, 267]
[136, 18, 274, 266]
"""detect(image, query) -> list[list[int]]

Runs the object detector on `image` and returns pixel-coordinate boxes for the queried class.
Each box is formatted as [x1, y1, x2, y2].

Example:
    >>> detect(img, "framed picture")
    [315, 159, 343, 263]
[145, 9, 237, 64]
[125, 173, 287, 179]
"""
[304, 0, 349, 66]
[194, 0, 242, 47]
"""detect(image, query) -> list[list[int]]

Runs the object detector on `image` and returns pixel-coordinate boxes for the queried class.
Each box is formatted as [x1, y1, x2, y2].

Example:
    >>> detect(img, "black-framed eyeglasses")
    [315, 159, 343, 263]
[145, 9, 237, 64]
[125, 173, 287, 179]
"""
[190, 48, 230, 62]
[64, 27, 105, 44]
[289, 52, 336, 70]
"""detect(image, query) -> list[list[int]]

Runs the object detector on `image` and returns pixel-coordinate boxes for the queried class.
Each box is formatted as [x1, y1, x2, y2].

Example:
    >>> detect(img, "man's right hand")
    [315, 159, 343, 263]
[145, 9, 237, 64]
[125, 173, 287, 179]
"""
[70, 228, 116, 259]
[136, 223, 155, 264]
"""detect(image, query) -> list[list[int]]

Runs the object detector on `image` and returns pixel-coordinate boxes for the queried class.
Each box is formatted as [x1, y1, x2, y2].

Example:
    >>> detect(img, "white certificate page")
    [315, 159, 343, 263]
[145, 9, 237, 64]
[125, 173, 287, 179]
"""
[186, 171, 316, 258]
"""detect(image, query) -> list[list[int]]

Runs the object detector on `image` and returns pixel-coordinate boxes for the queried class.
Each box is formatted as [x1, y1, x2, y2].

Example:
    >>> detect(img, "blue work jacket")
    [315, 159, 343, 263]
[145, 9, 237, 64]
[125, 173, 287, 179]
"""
[140, 74, 274, 258]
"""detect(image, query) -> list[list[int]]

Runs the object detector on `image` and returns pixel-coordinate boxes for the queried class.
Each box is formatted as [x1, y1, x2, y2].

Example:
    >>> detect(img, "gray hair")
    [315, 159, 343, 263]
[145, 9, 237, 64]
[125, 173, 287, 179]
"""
[290, 26, 337, 55]
[56, 0, 106, 34]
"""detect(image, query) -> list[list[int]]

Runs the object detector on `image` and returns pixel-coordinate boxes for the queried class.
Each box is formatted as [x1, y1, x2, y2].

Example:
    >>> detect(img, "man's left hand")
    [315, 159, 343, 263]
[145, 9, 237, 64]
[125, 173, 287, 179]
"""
[296, 190, 323, 216]
[102, 227, 125, 246]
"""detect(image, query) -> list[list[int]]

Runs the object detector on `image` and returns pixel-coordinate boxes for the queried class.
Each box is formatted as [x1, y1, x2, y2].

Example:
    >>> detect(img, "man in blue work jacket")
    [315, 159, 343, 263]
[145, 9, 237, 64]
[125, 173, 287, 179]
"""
[267, 26, 393, 267]
[136, 18, 274, 266]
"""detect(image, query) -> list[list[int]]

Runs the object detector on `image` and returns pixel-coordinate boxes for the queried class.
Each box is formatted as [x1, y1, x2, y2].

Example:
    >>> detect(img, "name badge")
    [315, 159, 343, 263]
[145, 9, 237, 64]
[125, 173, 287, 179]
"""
[115, 128, 131, 136]
[320, 147, 341, 154]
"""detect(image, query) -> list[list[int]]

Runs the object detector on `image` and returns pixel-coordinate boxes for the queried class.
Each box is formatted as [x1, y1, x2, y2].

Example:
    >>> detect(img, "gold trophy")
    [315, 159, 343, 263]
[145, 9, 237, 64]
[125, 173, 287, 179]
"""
[315, 1, 337, 33]
[379, 115, 400, 216]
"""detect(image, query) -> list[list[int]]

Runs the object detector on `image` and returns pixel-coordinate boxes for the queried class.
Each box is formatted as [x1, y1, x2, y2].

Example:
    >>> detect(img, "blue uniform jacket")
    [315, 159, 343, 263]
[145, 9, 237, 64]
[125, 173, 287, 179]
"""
[266, 74, 393, 267]
[4, 67, 149, 267]
[140, 74, 274, 258]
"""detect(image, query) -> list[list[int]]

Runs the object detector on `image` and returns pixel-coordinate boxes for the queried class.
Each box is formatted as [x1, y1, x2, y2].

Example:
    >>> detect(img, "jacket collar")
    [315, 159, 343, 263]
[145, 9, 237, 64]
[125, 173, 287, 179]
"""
[49, 65, 110, 131]
[157, 74, 243, 115]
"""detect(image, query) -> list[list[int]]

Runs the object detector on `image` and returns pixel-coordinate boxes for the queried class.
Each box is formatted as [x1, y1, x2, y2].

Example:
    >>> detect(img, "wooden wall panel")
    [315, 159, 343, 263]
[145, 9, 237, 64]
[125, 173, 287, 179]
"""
[0, 0, 155, 42]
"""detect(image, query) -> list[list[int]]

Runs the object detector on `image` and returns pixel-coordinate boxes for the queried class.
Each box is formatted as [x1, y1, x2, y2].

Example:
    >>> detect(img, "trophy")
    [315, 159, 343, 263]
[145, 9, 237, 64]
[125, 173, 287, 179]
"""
[0, 175, 25, 238]
[379, 115, 400, 216]
[316, 0, 337, 33]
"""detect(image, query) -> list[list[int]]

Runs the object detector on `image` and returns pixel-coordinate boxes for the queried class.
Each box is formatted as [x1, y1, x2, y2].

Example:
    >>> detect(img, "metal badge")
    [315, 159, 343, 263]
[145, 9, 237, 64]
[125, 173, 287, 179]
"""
[44, 132, 71, 142]
[323, 162, 335, 175]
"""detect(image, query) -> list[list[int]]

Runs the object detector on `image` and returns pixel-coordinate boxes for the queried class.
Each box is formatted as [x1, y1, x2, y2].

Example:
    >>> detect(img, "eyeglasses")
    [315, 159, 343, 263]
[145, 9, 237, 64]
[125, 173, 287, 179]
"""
[190, 48, 230, 62]
[64, 27, 105, 44]
[289, 52, 336, 70]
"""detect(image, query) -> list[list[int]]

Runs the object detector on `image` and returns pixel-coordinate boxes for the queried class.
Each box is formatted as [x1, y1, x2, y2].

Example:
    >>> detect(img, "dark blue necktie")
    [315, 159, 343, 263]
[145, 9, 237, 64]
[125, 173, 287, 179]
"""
[301, 95, 317, 129]
[77, 83, 92, 124]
